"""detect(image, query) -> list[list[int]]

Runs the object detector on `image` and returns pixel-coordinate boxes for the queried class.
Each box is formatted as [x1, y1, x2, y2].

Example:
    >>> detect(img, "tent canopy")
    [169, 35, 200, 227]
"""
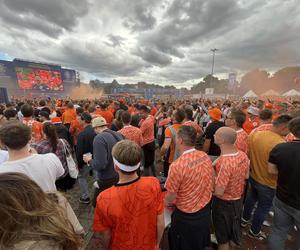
[282, 89, 300, 97]
[243, 90, 258, 98]
[261, 89, 280, 96]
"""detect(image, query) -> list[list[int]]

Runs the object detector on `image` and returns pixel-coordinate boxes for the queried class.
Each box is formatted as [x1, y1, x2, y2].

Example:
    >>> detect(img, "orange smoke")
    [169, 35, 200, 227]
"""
[69, 84, 103, 100]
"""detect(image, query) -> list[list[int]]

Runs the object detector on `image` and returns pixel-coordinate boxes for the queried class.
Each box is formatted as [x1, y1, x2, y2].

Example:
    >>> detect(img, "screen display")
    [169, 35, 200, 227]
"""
[15, 67, 63, 91]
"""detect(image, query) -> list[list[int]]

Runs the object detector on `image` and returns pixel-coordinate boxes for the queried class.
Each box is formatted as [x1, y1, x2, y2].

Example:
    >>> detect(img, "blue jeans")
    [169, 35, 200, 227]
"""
[268, 197, 300, 250]
[78, 165, 91, 199]
[242, 177, 275, 234]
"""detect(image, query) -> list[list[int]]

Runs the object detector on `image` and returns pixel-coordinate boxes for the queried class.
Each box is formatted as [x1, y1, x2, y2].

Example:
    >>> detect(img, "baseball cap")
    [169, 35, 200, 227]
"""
[80, 112, 92, 123]
[208, 108, 222, 121]
[92, 116, 107, 128]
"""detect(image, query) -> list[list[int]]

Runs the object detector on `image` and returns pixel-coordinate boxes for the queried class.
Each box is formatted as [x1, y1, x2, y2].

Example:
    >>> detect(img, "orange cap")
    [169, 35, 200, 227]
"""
[208, 108, 222, 121]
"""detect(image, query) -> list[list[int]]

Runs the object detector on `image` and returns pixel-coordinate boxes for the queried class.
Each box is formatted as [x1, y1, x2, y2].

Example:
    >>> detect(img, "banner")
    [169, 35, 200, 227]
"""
[228, 72, 236, 90]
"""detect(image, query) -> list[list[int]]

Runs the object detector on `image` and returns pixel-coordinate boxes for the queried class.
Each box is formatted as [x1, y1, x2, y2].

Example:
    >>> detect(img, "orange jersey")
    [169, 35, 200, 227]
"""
[215, 151, 249, 200]
[95, 109, 114, 127]
[93, 177, 164, 250]
[118, 125, 143, 146]
[165, 149, 213, 213]
[251, 123, 273, 134]
[150, 107, 158, 116]
[127, 106, 134, 114]
[243, 116, 260, 134]
[22, 118, 43, 143]
[62, 108, 76, 124]
[70, 119, 84, 145]
[140, 115, 155, 145]
[235, 129, 249, 155]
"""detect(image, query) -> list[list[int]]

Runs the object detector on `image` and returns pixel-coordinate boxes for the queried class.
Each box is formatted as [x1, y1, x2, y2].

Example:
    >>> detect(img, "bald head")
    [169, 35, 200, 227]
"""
[215, 127, 237, 145]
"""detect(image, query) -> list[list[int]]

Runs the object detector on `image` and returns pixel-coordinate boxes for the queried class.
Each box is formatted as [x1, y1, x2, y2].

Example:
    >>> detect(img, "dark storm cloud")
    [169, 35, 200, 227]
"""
[123, 7, 156, 32]
[137, 0, 250, 61]
[37, 38, 147, 77]
[0, 0, 299, 85]
[0, 0, 89, 36]
[134, 47, 172, 66]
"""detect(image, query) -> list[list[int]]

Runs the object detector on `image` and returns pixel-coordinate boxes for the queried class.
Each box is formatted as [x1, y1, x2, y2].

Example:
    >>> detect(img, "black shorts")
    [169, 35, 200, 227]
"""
[212, 197, 243, 245]
[169, 205, 211, 250]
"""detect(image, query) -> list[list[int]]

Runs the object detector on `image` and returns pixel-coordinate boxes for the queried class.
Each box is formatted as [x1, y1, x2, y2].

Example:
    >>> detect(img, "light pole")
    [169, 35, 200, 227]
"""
[209, 48, 218, 88]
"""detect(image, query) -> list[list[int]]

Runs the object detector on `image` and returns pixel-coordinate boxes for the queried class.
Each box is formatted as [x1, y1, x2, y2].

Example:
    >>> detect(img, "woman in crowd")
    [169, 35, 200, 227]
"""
[32, 122, 75, 191]
[0, 172, 83, 250]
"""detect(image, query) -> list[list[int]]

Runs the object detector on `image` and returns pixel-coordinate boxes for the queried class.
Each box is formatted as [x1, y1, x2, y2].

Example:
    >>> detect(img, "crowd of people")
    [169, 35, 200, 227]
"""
[0, 96, 299, 250]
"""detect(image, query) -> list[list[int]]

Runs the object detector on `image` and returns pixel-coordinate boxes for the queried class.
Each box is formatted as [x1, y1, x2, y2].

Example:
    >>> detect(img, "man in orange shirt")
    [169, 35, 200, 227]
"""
[243, 106, 260, 134]
[183, 108, 203, 136]
[93, 140, 164, 250]
[251, 109, 273, 134]
[139, 105, 156, 176]
[160, 109, 185, 177]
[118, 111, 143, 146]
[95, 103, 114, 128]
[225, 109, 249, 154]
[213, 127, 249, 249]
[61, 102, 76, 130]
[70, 107, 84, 147]
[20, 104, 43, 143]
[165, 126, 213, 250]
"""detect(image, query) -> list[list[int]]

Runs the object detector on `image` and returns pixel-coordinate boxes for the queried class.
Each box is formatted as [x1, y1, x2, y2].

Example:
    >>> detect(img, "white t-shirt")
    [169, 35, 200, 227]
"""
[0, 150, 9, 164]
[0, 153, 64, 192]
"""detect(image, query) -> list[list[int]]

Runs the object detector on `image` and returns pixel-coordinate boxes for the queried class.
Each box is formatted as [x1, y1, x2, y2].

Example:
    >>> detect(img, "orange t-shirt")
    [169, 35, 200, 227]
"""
[251, 123, 273, 135]
[215, 151, 249, 200]
[95, 109, 114, 127]
[62, 108, 76, 124]
[165, 149, 213, 213]
[235, 129, 249, 155]
[150, 107, 158, 116]
[128, 106, 134, 114]
[93, 177, 164, 250]
[140, 115, 155, 145]
[164, 124, 183, 163]
[70, 118, 84, 145]
[22, 118, 43, 143]
[243, 116, 260, 134]
[118, 125, 143, 146]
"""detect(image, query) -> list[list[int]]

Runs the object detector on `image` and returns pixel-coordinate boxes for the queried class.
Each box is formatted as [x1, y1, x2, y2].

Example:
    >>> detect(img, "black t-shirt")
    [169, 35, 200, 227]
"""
[204, 121, 224, 156]
[269, 140, 300, 210]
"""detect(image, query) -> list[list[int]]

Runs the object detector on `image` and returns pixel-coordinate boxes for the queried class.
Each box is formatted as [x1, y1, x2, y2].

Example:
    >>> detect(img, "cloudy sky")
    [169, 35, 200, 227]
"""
[0, 0, 299, 88]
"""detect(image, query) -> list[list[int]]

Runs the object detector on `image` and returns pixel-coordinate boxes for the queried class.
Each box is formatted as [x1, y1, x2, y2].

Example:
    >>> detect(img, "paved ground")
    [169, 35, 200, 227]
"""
[66, 158, 298, 250]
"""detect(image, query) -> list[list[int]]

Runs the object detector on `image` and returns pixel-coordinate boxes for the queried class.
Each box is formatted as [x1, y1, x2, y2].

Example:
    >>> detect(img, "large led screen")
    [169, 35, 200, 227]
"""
[15, 67, 63, 91]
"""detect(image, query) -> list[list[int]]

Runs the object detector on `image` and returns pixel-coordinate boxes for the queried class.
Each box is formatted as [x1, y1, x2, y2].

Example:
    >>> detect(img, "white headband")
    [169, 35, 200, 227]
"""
[113, 157, 140, 172]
